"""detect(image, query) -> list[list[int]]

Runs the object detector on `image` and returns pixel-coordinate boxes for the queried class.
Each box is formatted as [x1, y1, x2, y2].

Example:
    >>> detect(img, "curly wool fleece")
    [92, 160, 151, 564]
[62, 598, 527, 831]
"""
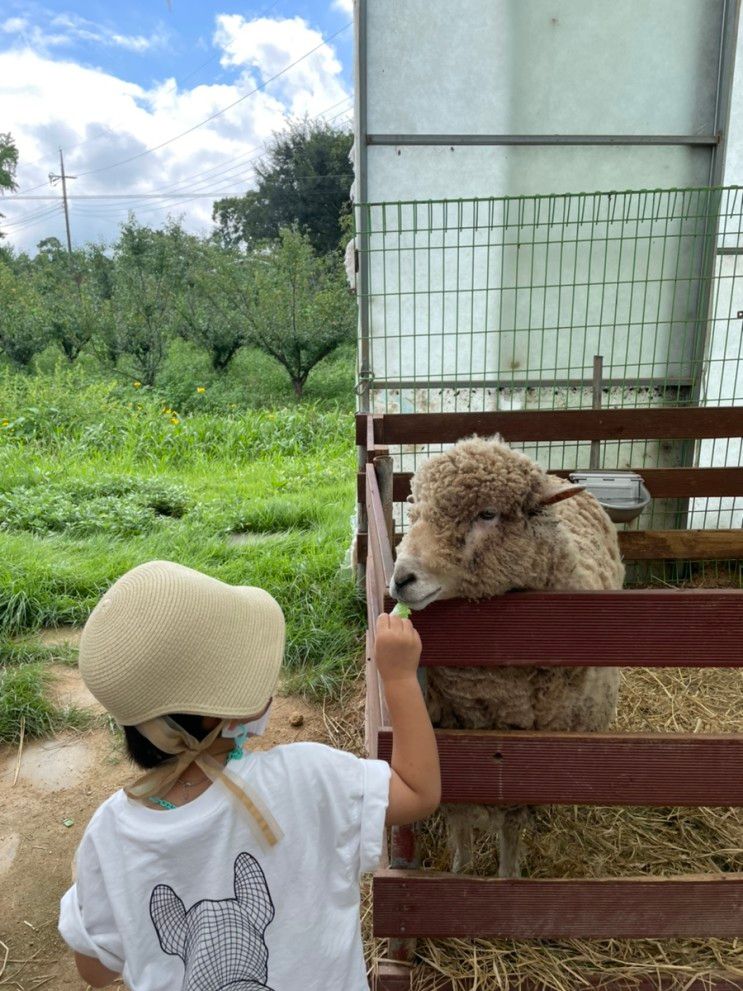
[395, 435, 626, 875]
[404, 435, 624, 600]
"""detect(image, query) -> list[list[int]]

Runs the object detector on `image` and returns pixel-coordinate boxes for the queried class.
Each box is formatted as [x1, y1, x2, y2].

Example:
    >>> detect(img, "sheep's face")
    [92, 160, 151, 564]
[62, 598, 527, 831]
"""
[390, 436, 582, 607]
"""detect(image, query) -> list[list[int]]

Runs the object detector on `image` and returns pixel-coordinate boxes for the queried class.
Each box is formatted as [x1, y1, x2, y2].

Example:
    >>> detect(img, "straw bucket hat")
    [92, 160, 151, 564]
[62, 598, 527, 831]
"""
[79, 560, 285, 726]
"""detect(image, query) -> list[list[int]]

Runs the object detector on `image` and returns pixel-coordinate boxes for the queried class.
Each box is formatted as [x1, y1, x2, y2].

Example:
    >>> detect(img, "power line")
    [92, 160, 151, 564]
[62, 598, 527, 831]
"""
[170, 0, 285, 91]
[74, 21, 352, 179]
[5, 89, 354, 238]
[120, 96, 353, 203]
[6, 178, 355, 200]
[2, 205, 62, 226]
[143, 95, 353, 195]
[14, 0, 289, 189]
[5, 96, 354, 224]
[1, 204, 63, 230]
[14, 83, 351, 218]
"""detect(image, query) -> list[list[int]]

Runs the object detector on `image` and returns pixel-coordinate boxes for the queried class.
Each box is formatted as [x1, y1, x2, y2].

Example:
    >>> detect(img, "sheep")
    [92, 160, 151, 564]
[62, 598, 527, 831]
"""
[389, 434, 625, 877]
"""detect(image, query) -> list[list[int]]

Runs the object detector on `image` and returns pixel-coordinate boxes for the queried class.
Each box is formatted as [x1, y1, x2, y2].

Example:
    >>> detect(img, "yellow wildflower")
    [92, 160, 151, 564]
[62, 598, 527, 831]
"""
[171, 416, 180, 425]
[133, 381, 142, 389]
[196, 386, 206, 394]
[1, 419, 8, 426]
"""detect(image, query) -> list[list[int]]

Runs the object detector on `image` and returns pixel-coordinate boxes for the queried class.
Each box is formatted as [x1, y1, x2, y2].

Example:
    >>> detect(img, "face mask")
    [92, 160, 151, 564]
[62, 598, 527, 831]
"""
[222, 703, 272, 743]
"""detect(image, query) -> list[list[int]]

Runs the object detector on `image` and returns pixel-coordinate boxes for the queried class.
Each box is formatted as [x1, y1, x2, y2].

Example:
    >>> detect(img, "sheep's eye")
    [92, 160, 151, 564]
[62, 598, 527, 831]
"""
[477, 509, 499, 522]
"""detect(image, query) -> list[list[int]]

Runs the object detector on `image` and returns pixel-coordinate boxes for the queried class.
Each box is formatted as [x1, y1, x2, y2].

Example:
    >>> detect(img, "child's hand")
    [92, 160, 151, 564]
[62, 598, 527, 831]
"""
[374, 612, 422, 683]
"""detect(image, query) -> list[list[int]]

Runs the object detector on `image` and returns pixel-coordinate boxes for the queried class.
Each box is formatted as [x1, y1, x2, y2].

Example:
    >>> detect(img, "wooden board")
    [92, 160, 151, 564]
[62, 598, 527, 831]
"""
[358, 528, 743, 562]
[375, 962, 414, 991]
[365, 548, 383, 632]
[356, 407, 743, 446]
[619, 529, 743, 560]
[367, 463, 395, 589]
[553, 466, 743, 499]
[403, 590, 743, 668]
[377, 730, 743, 806]
[365, 631, 381, 760]
[357, 467, 743, 503]
[375, 969, 743, 991]
[373, 870, 743, 938]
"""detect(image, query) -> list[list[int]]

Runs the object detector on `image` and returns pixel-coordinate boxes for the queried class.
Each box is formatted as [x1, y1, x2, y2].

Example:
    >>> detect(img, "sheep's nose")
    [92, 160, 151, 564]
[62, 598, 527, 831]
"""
[394, 569, 417, 589]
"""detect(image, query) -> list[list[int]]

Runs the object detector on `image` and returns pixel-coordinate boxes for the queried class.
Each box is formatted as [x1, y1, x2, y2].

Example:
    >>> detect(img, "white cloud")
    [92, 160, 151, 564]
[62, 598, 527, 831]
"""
[214, 15, 348, 119]
[332, 0, 354, 15]
[1, 10, 168, 55]
[50, 13, 167, 54]
[0, 15, 352, 252]
[1, 17, 29, 33]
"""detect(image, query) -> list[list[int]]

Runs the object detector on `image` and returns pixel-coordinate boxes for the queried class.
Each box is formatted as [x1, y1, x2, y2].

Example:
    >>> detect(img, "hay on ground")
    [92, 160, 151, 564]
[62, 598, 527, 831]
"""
[367, 664, 743, 990]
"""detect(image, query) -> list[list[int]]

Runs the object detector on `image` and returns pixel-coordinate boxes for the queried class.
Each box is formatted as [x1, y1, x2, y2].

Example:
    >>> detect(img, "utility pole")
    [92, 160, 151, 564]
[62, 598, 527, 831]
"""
[49, 149, 76, 255]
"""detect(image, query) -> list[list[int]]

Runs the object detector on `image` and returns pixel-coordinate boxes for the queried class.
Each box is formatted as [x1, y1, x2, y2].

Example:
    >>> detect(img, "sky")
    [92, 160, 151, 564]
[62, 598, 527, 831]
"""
[0, 0, 355, 253]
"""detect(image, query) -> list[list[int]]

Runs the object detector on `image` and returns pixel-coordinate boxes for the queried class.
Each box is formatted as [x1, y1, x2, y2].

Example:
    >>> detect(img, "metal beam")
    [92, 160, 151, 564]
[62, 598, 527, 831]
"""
[354, 0, 371, 415]
[369, 377, 693, 392]
[708, 0, 741, 187]
[366, 133, 720, 147]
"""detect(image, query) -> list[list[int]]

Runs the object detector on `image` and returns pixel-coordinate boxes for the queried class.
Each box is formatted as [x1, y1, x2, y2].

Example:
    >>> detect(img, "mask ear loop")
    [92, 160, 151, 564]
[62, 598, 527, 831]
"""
[130, 716, 283, 850]
[229, 724, 250, 760]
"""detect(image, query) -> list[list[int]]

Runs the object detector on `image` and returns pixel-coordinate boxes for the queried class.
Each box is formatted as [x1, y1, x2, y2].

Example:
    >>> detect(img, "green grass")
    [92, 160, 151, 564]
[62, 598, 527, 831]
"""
[28, 338, 357, 415]
[0, 476, 189, 537]
[0, 664, 92, 744]
[0, 637, 77, 667]
[0, 363, 363, 742]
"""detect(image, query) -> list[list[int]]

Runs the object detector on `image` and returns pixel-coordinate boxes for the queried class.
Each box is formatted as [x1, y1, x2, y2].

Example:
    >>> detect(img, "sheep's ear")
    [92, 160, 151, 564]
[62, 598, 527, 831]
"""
[531, 474, 584, 510]
[540, 484, 584, 507]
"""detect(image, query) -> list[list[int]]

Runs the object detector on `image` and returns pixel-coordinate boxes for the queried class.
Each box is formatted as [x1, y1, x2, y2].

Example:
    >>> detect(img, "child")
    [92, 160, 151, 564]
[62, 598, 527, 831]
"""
[58, 560, 440, 990]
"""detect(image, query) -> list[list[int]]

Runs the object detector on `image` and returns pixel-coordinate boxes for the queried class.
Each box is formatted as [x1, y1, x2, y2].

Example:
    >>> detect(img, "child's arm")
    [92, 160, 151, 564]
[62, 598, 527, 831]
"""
[374, 612, 441, 825]
[74, 951, 120, 988]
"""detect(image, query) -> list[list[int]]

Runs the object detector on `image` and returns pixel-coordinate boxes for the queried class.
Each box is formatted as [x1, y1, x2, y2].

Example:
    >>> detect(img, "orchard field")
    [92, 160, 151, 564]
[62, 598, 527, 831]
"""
[0, 353, 362, 746]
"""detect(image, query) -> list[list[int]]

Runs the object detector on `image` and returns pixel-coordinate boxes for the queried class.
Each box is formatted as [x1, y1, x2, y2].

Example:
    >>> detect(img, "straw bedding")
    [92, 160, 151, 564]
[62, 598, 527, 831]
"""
[367, 665, 743, 990]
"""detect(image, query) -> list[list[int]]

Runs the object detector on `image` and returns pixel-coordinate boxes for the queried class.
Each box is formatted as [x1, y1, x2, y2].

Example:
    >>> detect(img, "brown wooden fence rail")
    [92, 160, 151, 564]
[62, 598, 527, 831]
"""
[356, 408, 743, 563]
[355, 407, 743, 447]
[360, 410, 743, 991]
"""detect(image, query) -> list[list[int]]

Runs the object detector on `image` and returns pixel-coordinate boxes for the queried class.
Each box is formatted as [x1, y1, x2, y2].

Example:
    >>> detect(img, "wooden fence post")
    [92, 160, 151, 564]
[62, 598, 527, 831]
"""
[373, 448, 416, 988]
[373, 452, 395, 550]
[356, 442, 369, 589]
[385, 821, 419, 986]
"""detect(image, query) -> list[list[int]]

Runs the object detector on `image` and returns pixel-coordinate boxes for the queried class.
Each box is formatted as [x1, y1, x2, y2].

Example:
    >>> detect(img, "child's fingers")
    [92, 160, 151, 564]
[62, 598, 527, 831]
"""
[376, 612, 391, 631]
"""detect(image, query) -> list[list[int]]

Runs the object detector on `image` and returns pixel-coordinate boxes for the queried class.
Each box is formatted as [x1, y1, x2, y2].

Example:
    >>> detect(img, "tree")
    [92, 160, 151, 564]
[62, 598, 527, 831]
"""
[0, 133, 18, 194]
[0, 133, 19, 239]
[110, 219, 189, 385]
[177, 241, 252, 373]
[0, 261, 45, 368]
[213, 119, 353, 256]
[248, 227, 356, 399]
[31, 239, 101, 361]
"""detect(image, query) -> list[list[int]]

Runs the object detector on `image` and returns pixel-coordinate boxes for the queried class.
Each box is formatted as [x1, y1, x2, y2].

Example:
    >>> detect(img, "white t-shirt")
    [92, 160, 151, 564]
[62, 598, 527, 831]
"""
[59, 742, 390, 991]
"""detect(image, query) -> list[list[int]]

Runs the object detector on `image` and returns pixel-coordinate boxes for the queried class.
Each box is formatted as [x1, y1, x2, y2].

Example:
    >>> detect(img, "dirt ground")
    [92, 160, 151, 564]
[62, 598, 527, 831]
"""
[0, 643, 348, 991]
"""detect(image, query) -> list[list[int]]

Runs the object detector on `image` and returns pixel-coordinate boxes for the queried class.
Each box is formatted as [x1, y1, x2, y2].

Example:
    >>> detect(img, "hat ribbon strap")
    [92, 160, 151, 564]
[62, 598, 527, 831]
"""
[196, 753, 284, 850]
[126, 717, 283, 849]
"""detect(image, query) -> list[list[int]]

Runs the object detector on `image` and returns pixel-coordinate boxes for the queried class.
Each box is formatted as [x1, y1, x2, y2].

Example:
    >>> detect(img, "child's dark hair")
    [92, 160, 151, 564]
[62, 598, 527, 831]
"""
[123, 714, 210, 769]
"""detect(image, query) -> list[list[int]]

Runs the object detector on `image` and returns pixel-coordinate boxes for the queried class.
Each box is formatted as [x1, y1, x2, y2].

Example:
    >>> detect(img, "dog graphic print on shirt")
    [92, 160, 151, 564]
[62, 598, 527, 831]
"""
[150, 851, 275, 990]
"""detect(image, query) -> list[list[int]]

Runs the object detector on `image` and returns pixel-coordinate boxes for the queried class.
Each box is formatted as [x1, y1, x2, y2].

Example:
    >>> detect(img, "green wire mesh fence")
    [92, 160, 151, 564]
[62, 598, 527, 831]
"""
[355, 185, 743, 584]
